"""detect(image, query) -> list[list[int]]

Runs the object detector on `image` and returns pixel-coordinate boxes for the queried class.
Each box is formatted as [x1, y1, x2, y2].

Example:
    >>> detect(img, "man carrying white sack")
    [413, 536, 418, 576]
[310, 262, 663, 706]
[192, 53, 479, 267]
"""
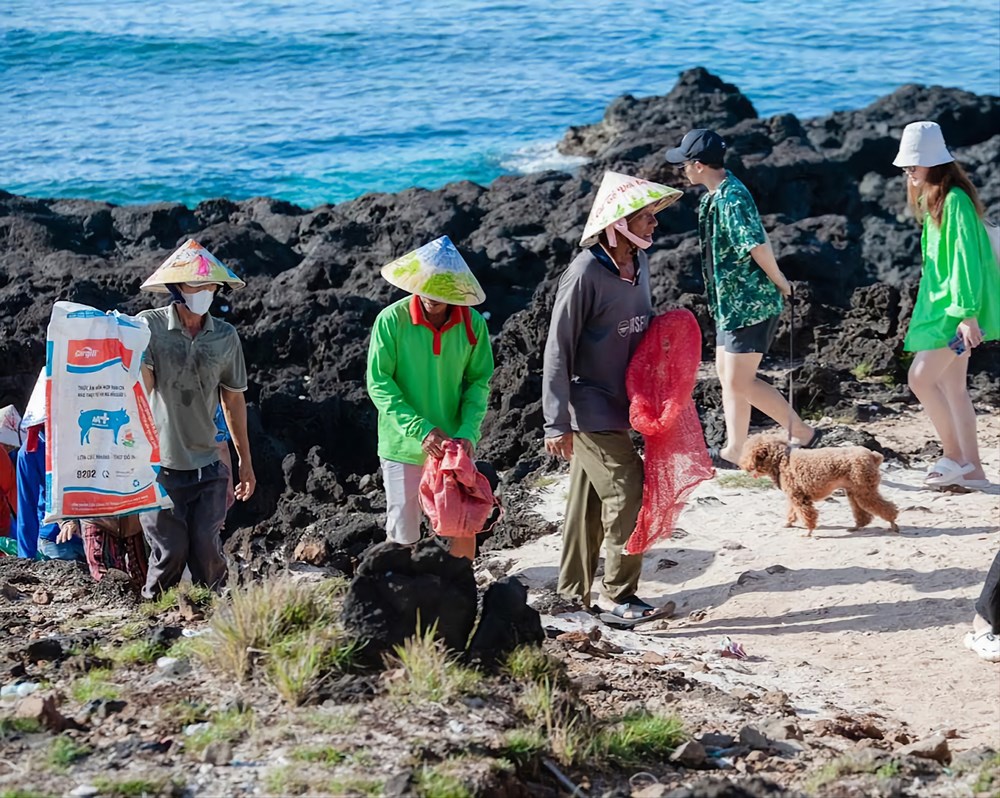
[138, 240, 255, 598]
[542, 171, 683, 623]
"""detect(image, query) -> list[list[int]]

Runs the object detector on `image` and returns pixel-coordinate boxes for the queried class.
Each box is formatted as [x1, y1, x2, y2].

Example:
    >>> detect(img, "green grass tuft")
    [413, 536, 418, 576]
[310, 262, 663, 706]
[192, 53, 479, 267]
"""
[89, 777, 177, 798]
[0, 717, 43, 737]
[184, 707, 253, 757]
[69, 668, 119, 702]
[504, 645, 565, 686]
[413, 765, 472, 798]
[197, 577, 353, 698]
[47, 735, 91, 770]
[289, 744, 347, 765]
[851, 361, 874, 380]
[501, 728, 546, 765]
[110, 639, 164, 666]
[385, 623, 483, 703]
[593, 712, 686, 765]
[973, 752, 1000, 793]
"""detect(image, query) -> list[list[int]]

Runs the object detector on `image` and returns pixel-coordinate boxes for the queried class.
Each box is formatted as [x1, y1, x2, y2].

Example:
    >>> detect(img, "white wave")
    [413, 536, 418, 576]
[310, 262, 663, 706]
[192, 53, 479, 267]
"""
[500, 140, 589, 176]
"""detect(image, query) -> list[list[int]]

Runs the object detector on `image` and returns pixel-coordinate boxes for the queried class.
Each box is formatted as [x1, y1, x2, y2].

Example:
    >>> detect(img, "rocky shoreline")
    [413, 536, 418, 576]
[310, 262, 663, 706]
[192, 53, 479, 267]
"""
[1, 67, 998, 574]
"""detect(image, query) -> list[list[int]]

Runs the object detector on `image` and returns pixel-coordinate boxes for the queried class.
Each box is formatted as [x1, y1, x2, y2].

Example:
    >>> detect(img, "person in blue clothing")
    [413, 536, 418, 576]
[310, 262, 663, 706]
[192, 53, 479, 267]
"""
[214, 403, 235, 510]
[16, 426, 84, 561]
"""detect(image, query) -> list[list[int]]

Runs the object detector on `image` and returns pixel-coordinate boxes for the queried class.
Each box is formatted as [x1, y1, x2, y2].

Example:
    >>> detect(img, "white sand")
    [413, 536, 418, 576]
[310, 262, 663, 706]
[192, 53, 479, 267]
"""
[490, 411, 1000, 749]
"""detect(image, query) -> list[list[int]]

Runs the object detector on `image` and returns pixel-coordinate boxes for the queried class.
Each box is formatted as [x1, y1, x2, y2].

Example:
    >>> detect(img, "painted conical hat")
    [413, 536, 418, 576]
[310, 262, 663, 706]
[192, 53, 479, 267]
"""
[140, 240, 247, 293]
[0, 404, 22, 448]
[380, 236, 485, 306]
[20, 370, 46, 430]
[580, 171, 683, 247]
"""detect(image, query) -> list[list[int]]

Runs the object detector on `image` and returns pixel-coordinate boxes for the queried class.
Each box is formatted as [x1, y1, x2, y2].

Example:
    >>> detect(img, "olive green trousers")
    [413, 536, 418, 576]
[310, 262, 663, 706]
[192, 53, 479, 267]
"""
[557, 430, 644, 604]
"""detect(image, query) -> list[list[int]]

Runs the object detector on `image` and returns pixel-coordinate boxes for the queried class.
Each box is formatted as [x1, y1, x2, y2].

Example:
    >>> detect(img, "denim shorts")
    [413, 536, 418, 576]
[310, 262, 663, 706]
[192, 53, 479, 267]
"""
[716, 315, 780, 355]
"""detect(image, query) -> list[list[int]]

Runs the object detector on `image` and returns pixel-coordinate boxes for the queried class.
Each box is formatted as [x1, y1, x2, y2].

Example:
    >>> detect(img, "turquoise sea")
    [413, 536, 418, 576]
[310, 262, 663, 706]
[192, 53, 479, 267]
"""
[3, 1, 999, 208]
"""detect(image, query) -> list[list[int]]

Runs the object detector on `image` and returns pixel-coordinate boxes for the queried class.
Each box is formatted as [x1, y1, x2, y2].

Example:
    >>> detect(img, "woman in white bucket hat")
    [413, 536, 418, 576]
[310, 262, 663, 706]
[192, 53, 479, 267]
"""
[893, 121, 999, 492]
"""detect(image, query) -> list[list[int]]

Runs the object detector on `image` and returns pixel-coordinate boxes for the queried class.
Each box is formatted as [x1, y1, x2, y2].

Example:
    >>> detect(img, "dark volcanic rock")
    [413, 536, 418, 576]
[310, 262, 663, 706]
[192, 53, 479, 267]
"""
[1, 70, 998, 574]
[341, 538, 478, 660]
[468, 577, 544, 664]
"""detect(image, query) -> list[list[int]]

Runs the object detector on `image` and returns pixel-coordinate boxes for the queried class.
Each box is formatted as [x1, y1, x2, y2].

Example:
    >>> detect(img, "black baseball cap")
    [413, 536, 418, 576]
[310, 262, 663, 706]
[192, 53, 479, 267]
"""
[664, 129, 727, 164]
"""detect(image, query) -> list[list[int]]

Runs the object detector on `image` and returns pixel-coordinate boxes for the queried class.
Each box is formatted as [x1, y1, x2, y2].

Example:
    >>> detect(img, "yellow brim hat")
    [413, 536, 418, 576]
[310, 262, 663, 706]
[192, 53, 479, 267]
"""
[380, 236, 485, 306]
[140, 240, 247, 293]
[580, 171, 683, 247]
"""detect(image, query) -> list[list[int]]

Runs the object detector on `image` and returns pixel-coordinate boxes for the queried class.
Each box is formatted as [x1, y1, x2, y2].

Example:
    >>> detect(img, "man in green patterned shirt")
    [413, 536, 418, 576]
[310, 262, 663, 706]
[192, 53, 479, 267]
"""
[666, 129, 818, 468]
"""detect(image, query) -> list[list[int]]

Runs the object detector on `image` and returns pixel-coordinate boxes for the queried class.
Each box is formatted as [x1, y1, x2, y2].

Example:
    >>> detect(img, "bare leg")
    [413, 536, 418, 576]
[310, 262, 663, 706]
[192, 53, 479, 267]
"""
[718, 350, 812, 462]
[937, 351, 985, 480]
[910, 349, 985, 480]
[447, 536, 476, 560]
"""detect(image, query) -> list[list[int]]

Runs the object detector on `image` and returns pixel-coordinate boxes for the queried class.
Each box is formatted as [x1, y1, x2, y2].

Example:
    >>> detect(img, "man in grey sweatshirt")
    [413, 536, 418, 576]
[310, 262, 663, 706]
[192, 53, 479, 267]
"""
[542, 171, 681, 621]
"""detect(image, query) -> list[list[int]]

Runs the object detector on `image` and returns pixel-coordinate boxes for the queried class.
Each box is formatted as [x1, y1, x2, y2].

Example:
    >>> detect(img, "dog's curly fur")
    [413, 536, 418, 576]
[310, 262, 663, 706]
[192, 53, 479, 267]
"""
[739, 434, 900, 535]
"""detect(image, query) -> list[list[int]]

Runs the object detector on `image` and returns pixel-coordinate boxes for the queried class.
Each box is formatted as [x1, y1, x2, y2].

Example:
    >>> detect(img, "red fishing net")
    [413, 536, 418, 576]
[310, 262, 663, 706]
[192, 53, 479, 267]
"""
[625, 309, 713, 554]
[419, 441, 497, 538]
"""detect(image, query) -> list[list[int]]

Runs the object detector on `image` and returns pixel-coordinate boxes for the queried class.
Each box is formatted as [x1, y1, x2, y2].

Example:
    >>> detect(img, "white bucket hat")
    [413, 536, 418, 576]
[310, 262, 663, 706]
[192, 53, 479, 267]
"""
[892, 121, 955, 168]
[141, 240, 246, 293]
[579, 171, 683, 248]
[380, 236, 485, 306]
[0, 405, 21, 448]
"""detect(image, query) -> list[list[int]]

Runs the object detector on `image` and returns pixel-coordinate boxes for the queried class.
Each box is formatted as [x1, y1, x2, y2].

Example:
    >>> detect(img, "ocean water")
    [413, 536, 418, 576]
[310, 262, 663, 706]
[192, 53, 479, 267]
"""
[3, 1, 999, 208]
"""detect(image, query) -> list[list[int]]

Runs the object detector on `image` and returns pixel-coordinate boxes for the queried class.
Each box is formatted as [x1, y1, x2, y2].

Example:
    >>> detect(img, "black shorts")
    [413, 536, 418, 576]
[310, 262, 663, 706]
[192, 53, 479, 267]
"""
[716, 315, 779, 355]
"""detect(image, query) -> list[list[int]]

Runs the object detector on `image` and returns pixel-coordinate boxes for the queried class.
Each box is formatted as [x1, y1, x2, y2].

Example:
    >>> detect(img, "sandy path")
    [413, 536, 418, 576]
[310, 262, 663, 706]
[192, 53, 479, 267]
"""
[494, 412, 1000, 750]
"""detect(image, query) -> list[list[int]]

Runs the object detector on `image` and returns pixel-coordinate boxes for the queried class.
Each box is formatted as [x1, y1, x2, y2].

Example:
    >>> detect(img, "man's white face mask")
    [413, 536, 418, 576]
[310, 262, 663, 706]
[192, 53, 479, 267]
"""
[181, 288, 215, 316]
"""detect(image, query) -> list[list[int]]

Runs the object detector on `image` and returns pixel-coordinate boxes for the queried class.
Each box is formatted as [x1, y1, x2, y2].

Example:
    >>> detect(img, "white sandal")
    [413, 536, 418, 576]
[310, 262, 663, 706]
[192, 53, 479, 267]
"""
[924, 457, 974, 487]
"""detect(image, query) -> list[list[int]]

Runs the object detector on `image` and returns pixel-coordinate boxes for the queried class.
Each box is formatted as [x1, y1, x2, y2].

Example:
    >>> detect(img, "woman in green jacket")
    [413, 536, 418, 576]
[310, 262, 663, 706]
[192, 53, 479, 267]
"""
[893, 121, 999, 490]
[366, 236, 494, 559]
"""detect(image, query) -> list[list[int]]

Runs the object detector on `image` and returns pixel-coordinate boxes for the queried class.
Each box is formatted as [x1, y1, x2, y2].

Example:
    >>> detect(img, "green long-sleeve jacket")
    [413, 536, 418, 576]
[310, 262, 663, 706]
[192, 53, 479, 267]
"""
[366, 296, 494, 465]
[904, 188, 1000, 351]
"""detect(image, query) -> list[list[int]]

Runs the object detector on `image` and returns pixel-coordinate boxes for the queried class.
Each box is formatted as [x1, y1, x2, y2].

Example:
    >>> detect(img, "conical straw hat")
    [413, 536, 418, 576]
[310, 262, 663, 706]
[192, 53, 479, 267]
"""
[380, 236, 485, 306]
[580, 171, 683, 247]
[0, 404, 22, 448]
[140, 240, 247, 293]
[20, 370, 46, 430]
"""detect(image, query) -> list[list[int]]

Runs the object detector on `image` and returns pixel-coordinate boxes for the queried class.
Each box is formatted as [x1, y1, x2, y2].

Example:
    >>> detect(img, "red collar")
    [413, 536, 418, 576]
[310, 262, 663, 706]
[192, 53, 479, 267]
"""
[408, 296, 478, 355]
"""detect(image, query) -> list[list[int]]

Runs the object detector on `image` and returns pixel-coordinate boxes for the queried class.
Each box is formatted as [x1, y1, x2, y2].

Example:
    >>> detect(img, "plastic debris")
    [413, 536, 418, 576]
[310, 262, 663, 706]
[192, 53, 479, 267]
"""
[718, 636, 748, 660]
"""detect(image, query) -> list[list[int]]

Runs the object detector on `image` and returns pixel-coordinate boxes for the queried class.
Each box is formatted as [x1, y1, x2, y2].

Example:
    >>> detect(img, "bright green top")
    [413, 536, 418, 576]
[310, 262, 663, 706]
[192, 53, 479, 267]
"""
[698, 173, 784, 331]
[904, 188, 1000, 352]
[366, 296, 494, 465]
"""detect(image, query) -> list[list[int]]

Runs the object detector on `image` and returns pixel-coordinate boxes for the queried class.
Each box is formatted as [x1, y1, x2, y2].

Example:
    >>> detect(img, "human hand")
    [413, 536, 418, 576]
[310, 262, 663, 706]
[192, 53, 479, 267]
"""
[56, 520, 80, 544]
[544, 432, 574, 460]
[422, 427, 451, 459]
[958, 318, 983, 349]
[235, 458, 256, 501]
[455, 438, 474, 457]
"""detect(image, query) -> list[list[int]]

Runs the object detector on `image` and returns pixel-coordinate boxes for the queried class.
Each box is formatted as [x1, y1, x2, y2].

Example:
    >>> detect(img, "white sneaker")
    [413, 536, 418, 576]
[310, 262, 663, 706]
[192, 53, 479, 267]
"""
[964, 630, 1000, 662]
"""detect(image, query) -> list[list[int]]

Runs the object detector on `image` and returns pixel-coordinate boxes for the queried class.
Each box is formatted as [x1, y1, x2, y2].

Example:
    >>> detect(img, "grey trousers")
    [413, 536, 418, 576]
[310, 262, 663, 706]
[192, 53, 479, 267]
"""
[140, 460, 230, 599]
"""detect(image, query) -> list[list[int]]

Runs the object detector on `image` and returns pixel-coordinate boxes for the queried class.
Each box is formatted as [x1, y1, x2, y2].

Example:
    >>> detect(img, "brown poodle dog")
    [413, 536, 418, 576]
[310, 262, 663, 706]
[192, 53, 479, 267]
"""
[739, 434, 900, 536]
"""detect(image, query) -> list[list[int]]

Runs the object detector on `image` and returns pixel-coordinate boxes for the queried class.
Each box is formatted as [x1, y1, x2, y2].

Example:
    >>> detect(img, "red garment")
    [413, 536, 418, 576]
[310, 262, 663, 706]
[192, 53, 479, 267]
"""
[419, 441, 496, 538]
[0, 453, 16, 538]
[625, 309, 713, 554]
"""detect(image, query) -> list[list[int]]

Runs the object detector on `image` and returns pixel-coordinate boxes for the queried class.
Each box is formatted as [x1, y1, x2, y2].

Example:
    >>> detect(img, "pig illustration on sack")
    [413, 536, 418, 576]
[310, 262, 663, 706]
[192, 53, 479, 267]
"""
[79, 408, 130, 445]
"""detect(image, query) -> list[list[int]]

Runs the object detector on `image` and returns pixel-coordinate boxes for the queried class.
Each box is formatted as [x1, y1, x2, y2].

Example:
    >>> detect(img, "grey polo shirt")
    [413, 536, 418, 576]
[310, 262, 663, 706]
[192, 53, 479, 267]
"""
[138, 304, 247, 471]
